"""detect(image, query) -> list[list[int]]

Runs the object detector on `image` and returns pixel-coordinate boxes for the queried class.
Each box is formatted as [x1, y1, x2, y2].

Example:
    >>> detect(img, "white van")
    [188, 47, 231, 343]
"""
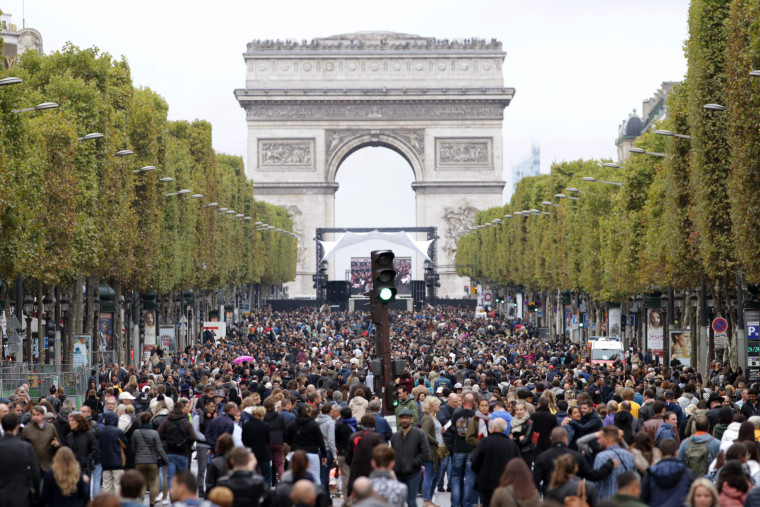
[590, 338, 625, 366]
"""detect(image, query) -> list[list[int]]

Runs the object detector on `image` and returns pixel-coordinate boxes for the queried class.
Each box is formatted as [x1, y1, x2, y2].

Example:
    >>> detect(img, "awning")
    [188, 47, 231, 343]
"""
[318, 230, 433, 262]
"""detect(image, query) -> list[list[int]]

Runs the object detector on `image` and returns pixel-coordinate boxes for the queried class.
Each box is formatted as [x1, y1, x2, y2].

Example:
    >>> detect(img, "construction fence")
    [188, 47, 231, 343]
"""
[0, 364, 90, 408]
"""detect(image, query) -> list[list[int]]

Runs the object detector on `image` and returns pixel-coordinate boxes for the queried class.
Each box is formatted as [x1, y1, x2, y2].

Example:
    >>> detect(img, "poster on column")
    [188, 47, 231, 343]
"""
[98, 313, 113, 352]
[159, 324, 176, 353]
[73, 334, 92, 367]
[668, 329, 691, 367]
[143, 309, 156, 360]
[608, 308, 622, 338]
[647, 308, 665, 358]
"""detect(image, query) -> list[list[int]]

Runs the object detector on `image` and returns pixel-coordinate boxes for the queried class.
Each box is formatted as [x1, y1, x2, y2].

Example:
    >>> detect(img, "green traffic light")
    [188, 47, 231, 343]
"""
[378, 287, 394, 301]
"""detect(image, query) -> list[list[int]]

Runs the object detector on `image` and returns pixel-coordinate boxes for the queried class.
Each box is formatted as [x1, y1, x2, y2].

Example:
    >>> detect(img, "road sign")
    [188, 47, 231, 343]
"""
[712, 317, 728, 334]
[6, 315, 21, 332]
[482, 291, 493, 304]
[748, 321, 759, 341]
[537, 310, 543, 318]
[0, 311, 6, 337]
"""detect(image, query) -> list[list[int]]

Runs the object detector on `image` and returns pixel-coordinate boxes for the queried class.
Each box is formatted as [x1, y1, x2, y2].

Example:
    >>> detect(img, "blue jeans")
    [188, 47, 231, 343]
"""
[307, 452, 322, 486]
[91, 463, 103, 497]
[320, 452, 333, 493]
[401, 472, 422, 507]
[450, 452, 477, 507]
[422, 460, 444, 501]
[437, 455, 451, 489]
[259, 459, 273, 487]
[167, 453, 189, 488]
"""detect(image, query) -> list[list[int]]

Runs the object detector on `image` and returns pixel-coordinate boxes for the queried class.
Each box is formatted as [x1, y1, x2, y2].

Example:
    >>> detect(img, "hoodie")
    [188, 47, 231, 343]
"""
[640, 457, 694, 507]
[97, 412, 128, 470]
[720, 421, 742, 452]
[491, 409, 513, 435]
[677, 432, 721, 464]
[315, 413, 337, 456]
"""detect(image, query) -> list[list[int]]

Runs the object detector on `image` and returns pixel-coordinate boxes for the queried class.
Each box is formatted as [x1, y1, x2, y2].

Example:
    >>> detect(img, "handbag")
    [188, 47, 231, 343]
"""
[436, 444, 450, 460]
[118, 439, 127, 467]
[564, 479, 589, 507]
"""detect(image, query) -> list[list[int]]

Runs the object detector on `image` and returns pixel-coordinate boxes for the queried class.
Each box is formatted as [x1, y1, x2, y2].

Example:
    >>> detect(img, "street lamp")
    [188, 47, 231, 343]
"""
[541, 201, 558, 207]
[654, 129, 691, 140]
[23, 294, 35, 363]
[158, 177, 174, 183]
[555, 193, 579, 201]
[13, 102, 59, 113]
[703, 103, 726, 111]
[582, 176, 622, 187]
[77, 133, 104, 141]
[203, 202, 218, 208]
[133, 165, 156, 174]
[217, 208, 228, 212]
[0, 77, 23, 86]
[114, 149, 134, 157]
[565, 187, 583, 193]
[602, 162, 620, 168]
[628, 147, 666, 157]
[188, 194, 204, 199]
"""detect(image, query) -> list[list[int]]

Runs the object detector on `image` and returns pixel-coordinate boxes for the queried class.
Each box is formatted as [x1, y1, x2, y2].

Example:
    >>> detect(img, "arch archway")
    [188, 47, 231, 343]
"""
[236, 32, 514, 298]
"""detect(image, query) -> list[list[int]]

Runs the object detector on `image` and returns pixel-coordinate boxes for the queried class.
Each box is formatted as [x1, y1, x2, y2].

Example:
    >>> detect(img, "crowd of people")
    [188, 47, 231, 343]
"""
[1, 305, 759, 507]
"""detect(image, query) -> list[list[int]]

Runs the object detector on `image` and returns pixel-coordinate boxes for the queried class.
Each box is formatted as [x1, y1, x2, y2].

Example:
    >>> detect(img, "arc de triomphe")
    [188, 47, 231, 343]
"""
[235, 32, 514, 298]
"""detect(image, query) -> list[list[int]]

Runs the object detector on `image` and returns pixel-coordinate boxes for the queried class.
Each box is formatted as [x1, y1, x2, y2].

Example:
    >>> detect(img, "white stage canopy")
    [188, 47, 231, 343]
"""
[318, 230, 433, 262]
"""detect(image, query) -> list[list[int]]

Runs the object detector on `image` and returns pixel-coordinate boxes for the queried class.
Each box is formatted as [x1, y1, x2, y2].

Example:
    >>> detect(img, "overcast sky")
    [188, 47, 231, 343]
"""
[4, 0, 689, 276]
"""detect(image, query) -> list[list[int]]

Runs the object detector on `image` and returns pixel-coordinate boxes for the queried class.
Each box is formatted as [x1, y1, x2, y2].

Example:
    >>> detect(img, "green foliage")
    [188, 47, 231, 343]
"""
[0, 44, 296, 293]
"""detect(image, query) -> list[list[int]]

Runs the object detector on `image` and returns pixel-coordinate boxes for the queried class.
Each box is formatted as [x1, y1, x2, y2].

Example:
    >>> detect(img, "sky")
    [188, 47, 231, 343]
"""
[2, 0, 690, 279]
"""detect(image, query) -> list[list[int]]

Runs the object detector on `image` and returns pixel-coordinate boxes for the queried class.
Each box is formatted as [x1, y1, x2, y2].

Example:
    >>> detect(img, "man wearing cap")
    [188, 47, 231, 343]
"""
[705, 393, 724, 432]
[390, 408, 429, 507]
[394, 385, 418, 427]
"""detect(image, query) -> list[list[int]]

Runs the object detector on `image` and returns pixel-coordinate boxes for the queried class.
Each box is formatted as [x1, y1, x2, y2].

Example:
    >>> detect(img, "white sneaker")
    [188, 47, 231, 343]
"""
[156, 493, 163, 502]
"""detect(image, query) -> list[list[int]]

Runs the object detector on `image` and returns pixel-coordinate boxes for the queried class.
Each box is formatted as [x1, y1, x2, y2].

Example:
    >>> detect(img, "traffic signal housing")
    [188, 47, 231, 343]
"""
[371, 250, 397, 303]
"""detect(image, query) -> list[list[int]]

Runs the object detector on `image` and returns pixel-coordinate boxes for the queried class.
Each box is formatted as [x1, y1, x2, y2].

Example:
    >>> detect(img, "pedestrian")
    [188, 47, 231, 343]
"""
[0, 413, 41, 507]
[65, 412, 98, 479]
[21, 405, 61, 472]
[274, 451, 329, 507]
[716, 459, 752, 507]
[96, 411, 127, 495]
[315, 403, 337, 490]
[131, 411, 168, 507]
[489, 458, 541, 507]
[369, 444, 407, 507]
[157, 398, 197, 488]
[449, 392, 476, 507]
[263, 397, 287, 485]
[684, 478, 719, 507]
[119, 470, 148, 507]
[611, 471, 648, 507]
[192, 395, 217, 497]
[419, 396, 444, 507]
[284, 404, 327, 486]
[240, 406, 271, 480]
[346, 415, 384, 495]
[677, 416, 721, 479]
[510, 400, 535, 466]
[544, 454, 599, 507]
[217, 447, 271, 507]
[206, 433, 235, 496]
[471, 418, 521, 507]
[40, 446, 90, 507]
[390, 408, 429, 507]
[529, 394, 558, 455]
[641, 438, 694, 507]
[593, 426, 636, 500]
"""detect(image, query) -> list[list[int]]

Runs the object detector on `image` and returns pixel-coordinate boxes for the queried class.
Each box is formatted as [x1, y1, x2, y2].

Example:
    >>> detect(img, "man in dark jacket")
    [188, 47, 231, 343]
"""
[0, 413, 41, 507]
[284, 404, 327, 486]
[346, 414, 384, 496]
[157, 399, 198, 489]
[97, 411, 128, 494]
[242, 407, 273, 485]
[205, 401, 237, 450]
[562, 399, 603, 440]
[533, 427, 616, 493]
[641, 439, 694, 507]
[218, 447, 271, 507]
[262, 398, 287, 485]
[390, 408, 429, 507]
[369, 399, 392, 443]
[471, 418, 519, 507]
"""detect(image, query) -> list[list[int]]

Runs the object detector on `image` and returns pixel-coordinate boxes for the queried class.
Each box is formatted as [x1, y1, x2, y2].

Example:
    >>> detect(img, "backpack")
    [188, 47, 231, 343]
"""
[685, 438, 710, 478]
[165, 418, 189, 453]
[564, 479, 589, 507]
[655, 425, 675, 445]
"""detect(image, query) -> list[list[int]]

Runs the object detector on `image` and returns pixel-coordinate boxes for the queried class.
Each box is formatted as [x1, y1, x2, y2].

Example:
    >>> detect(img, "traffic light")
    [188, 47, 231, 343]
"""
[579, 314, 585, 328]
[371, 250, 397, 303]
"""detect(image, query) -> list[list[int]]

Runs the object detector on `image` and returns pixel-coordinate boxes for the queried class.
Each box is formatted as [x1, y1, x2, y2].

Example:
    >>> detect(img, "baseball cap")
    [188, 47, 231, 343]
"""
[436, 387, 444, 394]
[397, 408, 414, 417]
[664, 390, 675, 399]
[454, 383, 463, 389]
[118, 392, 135, 401]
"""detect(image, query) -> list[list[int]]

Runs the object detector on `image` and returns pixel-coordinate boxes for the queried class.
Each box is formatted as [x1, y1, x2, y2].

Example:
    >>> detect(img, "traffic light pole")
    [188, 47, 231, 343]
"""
[379, 302, 394, 416]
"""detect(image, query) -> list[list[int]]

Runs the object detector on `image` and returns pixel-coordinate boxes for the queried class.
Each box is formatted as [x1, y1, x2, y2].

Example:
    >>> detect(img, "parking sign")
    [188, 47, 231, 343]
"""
[749, 321, 760, 341]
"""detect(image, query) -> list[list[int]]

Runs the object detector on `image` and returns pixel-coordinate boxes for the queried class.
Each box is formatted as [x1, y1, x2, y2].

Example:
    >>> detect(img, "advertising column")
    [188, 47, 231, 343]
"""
[143, 309, 156, 361]
[746, 310, 760, 383]
[646, 308, 665, 360]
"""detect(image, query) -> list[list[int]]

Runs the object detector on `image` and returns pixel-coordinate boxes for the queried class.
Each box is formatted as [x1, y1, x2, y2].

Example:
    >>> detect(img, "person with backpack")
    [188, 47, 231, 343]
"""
[157, 399, 197, 488]
[641, 439, 695, 507]
[677, 416, 721, 479]
[335, 407, 358, 507]
[655, 411, 680, 445]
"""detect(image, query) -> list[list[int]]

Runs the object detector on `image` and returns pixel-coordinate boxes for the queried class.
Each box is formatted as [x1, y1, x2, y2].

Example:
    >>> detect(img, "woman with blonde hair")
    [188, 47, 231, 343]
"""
[685, 478, 719, 507]
[542, 390, 558, 415]
[40, 446, 90, 506]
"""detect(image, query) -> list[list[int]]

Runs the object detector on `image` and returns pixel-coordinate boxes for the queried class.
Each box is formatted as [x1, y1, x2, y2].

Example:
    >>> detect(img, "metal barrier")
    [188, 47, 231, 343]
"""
[0, 364, 89, 408]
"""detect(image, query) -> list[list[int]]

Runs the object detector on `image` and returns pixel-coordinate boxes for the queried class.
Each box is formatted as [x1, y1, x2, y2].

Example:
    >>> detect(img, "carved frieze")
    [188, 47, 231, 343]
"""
[247, 102, 505, 122]
[258, 139, 315, 170]
[436, 138, 492, 169]
[325, 129, 425, 160]
[284, 204, 307, 266]
[441, 203, 478, 262]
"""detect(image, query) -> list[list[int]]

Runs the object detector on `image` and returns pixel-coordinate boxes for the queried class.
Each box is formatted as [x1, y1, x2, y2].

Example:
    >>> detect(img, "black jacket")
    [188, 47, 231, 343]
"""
[242, 418, 273, 462]
[284, 415, 326, 456]
[390, 427, 430, 480]
[205, 455, 228, 496]
[218, 470, 271, 507]
[97, 412, 128, 471]
[532, 442, 614, 491]
[530, 405, 558, 455]
[471, 432, 521, 492]
[65, 428, 99, 473]
[263, 410, 286, 445]
[0, 434, 41, 507]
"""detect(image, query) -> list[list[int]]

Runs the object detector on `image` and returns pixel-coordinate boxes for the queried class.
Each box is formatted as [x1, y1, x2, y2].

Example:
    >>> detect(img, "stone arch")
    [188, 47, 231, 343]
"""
[326, 130, 424, 183]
